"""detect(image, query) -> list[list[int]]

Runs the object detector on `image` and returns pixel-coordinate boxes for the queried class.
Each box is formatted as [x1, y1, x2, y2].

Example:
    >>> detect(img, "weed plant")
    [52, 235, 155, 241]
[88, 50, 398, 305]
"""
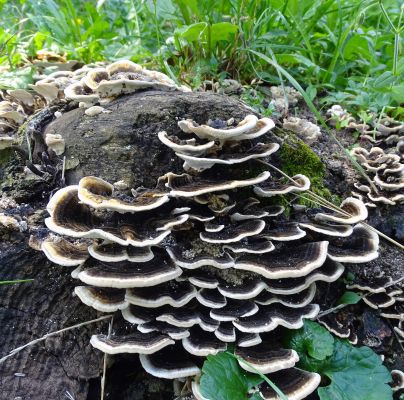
[0, 0, 402, 115]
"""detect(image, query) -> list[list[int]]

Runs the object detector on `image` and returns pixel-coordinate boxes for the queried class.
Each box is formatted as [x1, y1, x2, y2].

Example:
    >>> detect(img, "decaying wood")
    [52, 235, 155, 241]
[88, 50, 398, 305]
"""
[0, 91, 254, 400]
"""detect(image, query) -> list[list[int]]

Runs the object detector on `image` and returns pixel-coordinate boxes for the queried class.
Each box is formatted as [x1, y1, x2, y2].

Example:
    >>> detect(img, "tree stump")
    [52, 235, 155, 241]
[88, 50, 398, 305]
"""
[0, 91, 256, 400]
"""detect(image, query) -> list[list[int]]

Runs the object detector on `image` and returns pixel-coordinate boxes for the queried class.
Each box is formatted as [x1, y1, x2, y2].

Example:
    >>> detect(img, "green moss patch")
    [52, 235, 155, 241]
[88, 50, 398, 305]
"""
[279, 138, 340, 207]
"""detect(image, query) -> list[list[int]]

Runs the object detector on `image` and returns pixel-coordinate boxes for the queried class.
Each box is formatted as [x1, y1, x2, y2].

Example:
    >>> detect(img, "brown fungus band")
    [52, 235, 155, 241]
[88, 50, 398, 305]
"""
[42, 114, 377, 400]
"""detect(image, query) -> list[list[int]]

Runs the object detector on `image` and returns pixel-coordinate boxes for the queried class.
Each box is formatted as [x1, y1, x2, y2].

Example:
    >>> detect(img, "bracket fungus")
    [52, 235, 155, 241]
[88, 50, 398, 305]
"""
[282, 117, 322, 144]
[351, 146, 404, 206]
[0, 100, 27, 149]
[346, 277, 404, 345]
[41, 112, 378, 400]
[64, 60, 189, 107]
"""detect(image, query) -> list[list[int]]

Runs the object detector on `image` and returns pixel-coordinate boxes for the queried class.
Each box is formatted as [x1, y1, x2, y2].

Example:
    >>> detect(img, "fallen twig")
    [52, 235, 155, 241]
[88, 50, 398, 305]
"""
[0, 315, 112, 364]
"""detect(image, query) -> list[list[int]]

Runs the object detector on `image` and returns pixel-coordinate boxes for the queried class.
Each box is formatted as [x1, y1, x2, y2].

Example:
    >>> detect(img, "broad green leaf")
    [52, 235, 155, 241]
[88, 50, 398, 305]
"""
[374, 92, 392, 107]
[343, 34, 370, 60]
[317, 341, 393, 400]
[337, 291, 361, 305]
[175, 22, 207, 43]
[200, 352, 263, 400]
[371, 71, 396, 89]
[276, 53, 317, 68]
[285, 319, 334, 361]
[306, 85, 317, 101]
[396, 58, 404, 75]
[0, 67, 34, 89]
[209, 22, 238, 45]
[391, 85, 404, 103]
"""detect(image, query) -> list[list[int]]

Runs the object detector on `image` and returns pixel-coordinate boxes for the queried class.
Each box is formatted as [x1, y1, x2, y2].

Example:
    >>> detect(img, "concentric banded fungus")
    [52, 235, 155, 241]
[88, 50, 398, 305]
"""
[234, 241, 328, 279]
[327, 225, 379, 263]
[78, 176, 169, 212]
[182, 329, 227, 356]
[126, 282, 196, 307]
[45, 184, 172, 246]
[314, 197, 368, 224]
[74, 286, 128, 312]
[257, 368, 321, 400]
[88, 242, 154, 263]
[77, 258, 182, 288]
[390, 370, 404, 392]
[317, 314, 351, 338]
[200, 220, 265, 243]
[178, 114, 259, 141]
[63, 60, 187, 106]
[0, 100, 27, 149]
[346, 277, 404, 340]
[233, 304, 320, 333]
[351, 146, 404, 206]
[254, 174, 310, 197]
[41, 237, 88, 266]
[283, 117, 321, 143]
[90, 332, 175, 354]
[165, 171, 270, 197]
[137, 321, 190, 340]
[235, 345, 299, 374]
[139, 347, 200, 379]
[41, 110, 378, 400]
[177, 143, 279, 172]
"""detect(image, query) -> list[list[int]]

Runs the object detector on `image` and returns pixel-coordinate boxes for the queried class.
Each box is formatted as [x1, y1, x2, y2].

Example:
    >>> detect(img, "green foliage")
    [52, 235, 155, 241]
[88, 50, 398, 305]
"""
[286, 319, 335, 361]
[317, 341, 393, 400]
[337, 291, 362, 305]
[0, 67, 34, 89]
[0, 279, 33, 285]
[285, 320, 393, 400]
[1, 0, 402, 114]
[240, 87, 274, 117]
[200, 321, 392, 400]
[200, 352, 263, 400]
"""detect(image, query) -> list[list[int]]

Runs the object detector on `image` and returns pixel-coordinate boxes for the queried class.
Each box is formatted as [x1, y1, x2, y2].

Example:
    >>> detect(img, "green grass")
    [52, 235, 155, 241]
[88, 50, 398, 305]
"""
[0, 0, 402, 115]
[0, 279, 33, 285]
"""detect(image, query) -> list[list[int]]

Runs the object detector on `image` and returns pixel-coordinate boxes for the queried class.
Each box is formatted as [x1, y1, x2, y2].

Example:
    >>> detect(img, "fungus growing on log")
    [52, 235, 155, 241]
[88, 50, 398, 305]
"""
[351, 146, 404, 206]
[390, 369, 404, 392]
[41, 112, 377, 400]
[345, 277, 404, 344]
[282, 117, 321, 143]
[0, 101, 27, 149]
[64, 60, 189, 106]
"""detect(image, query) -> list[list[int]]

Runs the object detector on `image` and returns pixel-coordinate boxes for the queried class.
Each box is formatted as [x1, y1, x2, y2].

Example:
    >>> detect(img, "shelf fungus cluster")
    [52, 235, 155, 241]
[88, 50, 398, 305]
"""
[282, 117, 321, 144]
[0, 60, 191, 157]
[64, 60, 190, 107]
[351, 146, 404, 206]
[0, 100, 27, 150]
[327, 106, 403, 147]
[348, 277, 404, 344]
[41, 114, 377, 400]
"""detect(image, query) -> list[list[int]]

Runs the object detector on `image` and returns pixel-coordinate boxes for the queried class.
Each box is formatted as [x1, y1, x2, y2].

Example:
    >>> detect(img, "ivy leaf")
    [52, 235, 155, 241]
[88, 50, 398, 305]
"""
[200, 352, 263, 400]
[285, 319, 334, 361]
[337, 291, 361, 305]
[317, 341, 393, 400]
